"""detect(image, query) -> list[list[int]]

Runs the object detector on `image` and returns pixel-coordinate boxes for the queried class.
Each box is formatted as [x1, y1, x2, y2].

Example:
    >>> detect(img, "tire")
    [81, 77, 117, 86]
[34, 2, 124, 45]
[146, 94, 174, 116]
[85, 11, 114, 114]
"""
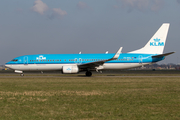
[86, 71, 92, 77]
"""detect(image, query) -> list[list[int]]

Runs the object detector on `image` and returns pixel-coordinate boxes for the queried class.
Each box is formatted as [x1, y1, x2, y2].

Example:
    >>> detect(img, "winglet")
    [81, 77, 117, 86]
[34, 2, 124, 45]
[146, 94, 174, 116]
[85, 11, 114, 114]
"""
[113, 47, 123, 59]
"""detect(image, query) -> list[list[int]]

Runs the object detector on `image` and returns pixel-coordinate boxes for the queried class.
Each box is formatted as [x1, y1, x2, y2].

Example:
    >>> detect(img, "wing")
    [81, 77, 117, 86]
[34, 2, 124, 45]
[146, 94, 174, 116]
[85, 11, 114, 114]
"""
[78, 47, 123, 69]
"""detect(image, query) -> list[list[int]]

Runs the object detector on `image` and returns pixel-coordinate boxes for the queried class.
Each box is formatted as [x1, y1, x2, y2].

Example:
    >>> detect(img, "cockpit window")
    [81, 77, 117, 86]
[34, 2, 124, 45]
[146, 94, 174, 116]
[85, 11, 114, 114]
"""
[11, 59, 18, 62]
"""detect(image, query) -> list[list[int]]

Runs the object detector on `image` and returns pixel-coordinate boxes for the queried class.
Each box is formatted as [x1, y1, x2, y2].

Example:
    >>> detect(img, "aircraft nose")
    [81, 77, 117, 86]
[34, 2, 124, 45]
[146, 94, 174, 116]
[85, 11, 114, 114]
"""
[5, 64, 10, 68]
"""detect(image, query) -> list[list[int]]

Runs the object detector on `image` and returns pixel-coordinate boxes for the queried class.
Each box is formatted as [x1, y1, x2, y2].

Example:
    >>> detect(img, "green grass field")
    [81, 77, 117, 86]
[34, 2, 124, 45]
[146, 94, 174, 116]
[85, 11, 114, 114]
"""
[0, 74, 180, 119]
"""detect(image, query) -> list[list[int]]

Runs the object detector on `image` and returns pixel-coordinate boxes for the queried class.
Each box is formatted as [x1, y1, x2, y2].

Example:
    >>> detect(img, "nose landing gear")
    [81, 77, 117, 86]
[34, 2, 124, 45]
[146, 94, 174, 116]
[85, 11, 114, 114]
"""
[20, 73, 24, 77]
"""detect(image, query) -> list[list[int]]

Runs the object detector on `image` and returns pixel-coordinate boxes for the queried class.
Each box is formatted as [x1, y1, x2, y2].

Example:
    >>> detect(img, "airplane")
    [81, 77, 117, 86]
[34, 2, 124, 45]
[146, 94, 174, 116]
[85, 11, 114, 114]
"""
[5, 23, 174, 76]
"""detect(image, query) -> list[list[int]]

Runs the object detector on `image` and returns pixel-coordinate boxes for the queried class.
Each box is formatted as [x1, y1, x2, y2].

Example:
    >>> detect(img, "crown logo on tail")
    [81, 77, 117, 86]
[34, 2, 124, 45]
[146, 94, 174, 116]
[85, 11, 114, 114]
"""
[154, 38, 160, 42]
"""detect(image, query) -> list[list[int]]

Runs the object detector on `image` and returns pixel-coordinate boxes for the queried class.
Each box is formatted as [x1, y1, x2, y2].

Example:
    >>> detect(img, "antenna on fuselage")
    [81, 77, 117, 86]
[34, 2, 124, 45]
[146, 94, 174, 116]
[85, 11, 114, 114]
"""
[105, 51, 108, 54]
[79, 52, 81, 54]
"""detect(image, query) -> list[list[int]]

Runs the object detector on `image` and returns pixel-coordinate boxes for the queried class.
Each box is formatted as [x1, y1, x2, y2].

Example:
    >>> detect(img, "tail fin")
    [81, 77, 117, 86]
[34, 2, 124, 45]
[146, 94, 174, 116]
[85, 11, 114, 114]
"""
[129, 23, 170, 54]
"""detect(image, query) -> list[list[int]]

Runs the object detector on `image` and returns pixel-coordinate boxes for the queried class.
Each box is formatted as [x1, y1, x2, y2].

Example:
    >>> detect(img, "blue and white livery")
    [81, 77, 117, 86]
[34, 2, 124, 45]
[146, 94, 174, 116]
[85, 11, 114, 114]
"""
[5, 23, 174, 76]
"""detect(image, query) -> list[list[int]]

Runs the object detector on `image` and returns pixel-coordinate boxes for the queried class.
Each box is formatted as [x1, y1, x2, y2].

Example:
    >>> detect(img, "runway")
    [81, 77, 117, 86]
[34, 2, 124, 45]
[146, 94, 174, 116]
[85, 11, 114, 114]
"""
[0, 75, 180, 78]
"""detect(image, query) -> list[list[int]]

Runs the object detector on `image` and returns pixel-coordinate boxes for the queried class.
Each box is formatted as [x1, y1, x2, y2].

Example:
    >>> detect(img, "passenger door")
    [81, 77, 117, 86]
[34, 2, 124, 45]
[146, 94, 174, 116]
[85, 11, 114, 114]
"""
[24, 56, 28, 65]
[138, 55, 143, 64]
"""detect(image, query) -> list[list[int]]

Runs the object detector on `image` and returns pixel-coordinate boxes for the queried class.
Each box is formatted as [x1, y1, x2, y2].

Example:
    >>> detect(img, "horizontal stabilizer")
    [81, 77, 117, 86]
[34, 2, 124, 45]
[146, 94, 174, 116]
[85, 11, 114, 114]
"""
[152, 52, 175, 58]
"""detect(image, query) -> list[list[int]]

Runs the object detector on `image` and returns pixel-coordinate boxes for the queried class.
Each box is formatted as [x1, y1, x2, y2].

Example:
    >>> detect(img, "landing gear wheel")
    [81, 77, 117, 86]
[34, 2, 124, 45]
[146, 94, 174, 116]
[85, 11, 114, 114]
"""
[86, 71, 92, 77]
[20, 73, 24, 77]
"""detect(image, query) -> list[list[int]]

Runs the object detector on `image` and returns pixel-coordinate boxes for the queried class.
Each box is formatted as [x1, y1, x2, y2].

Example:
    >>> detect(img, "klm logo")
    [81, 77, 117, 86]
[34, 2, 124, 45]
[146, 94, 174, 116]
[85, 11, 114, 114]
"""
[67, 68, 71, 71]
[150, 38, 164, 46]
[36, 55, 46, 60]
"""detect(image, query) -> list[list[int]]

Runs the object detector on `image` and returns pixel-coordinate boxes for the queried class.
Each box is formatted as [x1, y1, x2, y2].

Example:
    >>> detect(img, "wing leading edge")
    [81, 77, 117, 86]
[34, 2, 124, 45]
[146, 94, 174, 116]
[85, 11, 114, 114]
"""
[78, 47, 123, 69]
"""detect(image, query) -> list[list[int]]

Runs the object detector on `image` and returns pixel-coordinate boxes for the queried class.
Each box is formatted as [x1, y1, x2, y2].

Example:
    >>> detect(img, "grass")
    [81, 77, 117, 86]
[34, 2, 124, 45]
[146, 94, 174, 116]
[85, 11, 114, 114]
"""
[0, 74, 180, 119]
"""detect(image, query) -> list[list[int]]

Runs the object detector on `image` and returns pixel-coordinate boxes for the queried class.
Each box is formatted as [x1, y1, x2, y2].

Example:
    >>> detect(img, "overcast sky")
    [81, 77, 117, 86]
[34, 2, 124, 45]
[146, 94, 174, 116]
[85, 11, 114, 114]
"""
[0, 0, 180, 64]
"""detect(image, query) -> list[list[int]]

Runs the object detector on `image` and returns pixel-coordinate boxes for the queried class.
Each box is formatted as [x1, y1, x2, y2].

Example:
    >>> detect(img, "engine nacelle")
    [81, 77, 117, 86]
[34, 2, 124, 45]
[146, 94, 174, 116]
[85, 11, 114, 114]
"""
[62, 65, 79, 74]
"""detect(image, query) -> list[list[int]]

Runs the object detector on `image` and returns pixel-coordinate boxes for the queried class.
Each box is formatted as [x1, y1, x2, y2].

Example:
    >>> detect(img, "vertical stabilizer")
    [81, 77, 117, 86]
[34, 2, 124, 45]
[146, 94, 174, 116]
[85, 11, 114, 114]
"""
[129, 23, 170, 54]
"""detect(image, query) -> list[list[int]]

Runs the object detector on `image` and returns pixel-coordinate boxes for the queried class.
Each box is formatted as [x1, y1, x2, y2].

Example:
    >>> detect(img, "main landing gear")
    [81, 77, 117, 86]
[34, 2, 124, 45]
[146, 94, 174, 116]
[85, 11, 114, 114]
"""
[86, 71, 92, 77]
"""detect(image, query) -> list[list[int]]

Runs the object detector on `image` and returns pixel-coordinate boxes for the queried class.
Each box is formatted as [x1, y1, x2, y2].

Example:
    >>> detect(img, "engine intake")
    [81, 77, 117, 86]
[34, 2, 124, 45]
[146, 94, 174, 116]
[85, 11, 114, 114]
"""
[62, 65, 79, 74]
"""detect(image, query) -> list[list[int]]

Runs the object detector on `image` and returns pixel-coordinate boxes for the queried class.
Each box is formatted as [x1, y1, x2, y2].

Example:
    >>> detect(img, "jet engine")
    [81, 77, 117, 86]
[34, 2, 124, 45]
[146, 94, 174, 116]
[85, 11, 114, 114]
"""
[62, 65, 79, 74]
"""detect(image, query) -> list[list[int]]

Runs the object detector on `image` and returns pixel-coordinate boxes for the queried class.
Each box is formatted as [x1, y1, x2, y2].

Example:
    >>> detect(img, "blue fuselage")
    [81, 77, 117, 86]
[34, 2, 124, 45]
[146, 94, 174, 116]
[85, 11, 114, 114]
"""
[6, 53, 164, 65]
